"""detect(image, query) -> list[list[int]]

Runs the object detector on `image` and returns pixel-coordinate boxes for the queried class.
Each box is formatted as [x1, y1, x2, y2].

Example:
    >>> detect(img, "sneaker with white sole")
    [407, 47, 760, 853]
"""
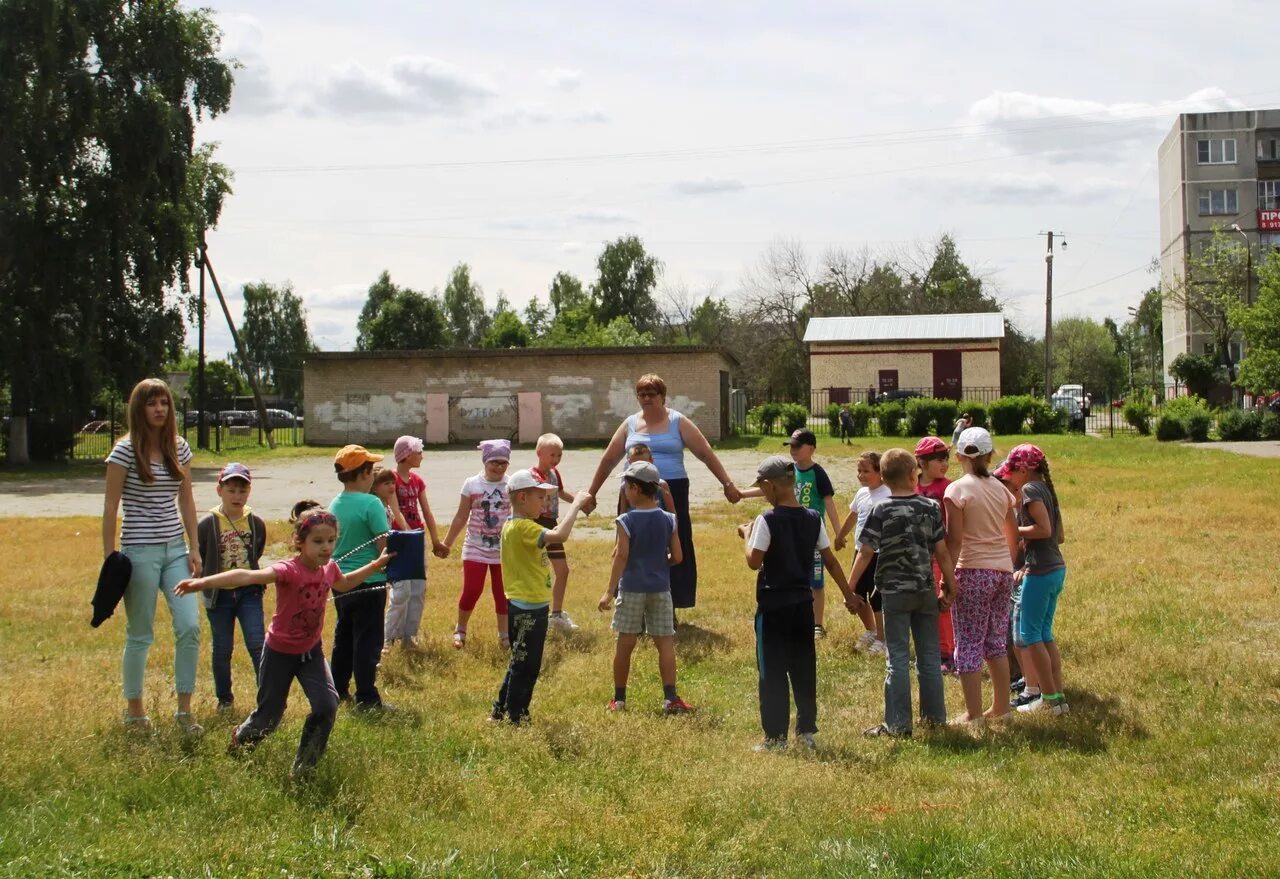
[813, 625, 827, 640]
[549, 611, 580, 634]
[1050, 701, 1070, 716]
[607, 699, 626, 712]
[854, 630, 877, 652]
[867, 639, 888, 657]
[662, 696, 695, 715]
[752, 738, 786, 753]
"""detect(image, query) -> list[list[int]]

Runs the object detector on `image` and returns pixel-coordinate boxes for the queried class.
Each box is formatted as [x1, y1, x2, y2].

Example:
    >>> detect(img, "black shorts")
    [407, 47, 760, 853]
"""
[855, 555, 881, 612]
[535, 516, 567, 561]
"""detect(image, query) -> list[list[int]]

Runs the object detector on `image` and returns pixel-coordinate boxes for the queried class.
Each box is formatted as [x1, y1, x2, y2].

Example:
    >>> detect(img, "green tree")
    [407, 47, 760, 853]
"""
[236, 281, 316, 401]
[592, 236, 662, 330]
[482, 294, 530, 348]
[1166, 227, 1247, 381]
[1230, 249, 1280, 394]
[0, 0, 235, 462]
[1052, 317, 1126, 394]
[443, 263, 489, 348]
[355, 272, 449, 351]
[548, 271, 591, 316]
[523, 296, 550, 338]
[168, 350, 243, 410]
[1122, 285, 1163, 388]
[1169, 352, 1222, 400]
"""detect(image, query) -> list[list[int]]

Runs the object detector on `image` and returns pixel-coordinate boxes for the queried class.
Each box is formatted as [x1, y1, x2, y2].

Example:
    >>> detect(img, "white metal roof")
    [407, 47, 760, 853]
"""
[803, 313, 1005, 344]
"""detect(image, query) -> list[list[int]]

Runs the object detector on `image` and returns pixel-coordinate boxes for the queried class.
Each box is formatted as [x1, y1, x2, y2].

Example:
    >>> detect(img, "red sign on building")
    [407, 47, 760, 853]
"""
[1260, 209, 1280, 231]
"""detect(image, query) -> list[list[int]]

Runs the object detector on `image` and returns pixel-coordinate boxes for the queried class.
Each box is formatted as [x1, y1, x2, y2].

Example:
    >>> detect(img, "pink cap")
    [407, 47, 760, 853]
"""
[913, 436, 949, 457]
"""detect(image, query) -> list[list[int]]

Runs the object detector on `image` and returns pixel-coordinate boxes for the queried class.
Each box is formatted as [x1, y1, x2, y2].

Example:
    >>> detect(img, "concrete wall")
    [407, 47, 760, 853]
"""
[303, 347, 735, 445]
[808, 341, 1001, 396]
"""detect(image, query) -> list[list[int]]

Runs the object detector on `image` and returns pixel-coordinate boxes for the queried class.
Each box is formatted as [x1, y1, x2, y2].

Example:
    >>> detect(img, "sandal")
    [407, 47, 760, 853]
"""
[452, 628, 466, 649]
[122, 713, 154, 735]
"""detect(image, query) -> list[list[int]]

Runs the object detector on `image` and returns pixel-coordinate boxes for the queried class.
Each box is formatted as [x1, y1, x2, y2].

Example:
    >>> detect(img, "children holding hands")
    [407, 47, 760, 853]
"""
[530, 433, 581, 634]
[598, 460, 693, 714]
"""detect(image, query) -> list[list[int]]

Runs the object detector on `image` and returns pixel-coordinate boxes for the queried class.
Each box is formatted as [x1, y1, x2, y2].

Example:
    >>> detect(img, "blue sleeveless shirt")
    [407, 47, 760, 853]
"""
[625, 409, 688, 480]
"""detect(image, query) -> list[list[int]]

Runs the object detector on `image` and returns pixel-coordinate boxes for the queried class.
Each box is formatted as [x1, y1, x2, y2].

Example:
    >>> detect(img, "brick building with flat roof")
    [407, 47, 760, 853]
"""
[302, 346, 736, 446]
[804, 313, 1004, 402]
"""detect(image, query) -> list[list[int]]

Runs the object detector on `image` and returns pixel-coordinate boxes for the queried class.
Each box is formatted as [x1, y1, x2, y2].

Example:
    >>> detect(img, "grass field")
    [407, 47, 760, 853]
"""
[1, 435, 1277, 878]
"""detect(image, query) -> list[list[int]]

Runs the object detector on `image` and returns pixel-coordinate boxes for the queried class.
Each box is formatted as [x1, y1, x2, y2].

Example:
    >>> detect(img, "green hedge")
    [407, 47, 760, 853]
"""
[875, 402, 905, 437]
[1156, 416, 1188, 441]
[825, 403, 842, 436]
[989, 395, 1035, 434]
[780, 403, 809, 436]
[957, 401, 988, 430]
[1217, 409, 1261, 441]
[1262, 411, 1280, 440]
[905, 398, 960, 437]
[747, 402, 782, 434]
[1122, 400, 1153, 435]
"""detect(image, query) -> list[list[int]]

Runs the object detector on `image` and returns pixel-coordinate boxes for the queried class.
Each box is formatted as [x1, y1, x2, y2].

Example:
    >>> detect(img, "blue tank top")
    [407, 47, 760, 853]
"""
[625, 410, 687, 480]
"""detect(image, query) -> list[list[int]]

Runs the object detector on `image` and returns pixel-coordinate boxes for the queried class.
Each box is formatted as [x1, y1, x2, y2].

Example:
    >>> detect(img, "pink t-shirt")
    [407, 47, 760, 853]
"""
[266, 557, 341, 653]
[394, 471, 426, 530]
[943, 474, 1017, 572]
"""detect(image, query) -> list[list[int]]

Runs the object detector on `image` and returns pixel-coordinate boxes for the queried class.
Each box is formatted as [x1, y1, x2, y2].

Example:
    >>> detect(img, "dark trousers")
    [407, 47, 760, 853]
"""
[330, 583, 386, 706]
[493, 605, 549, 724]
[236, 643, 339, 773]
[206, 586, 265, 703]
[755, 600, 817, 740]
[668, 478, 697, 609]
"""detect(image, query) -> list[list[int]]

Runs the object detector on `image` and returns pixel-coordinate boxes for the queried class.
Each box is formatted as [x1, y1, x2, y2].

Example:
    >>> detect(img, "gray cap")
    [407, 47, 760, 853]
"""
[623, 460, 661, 484]
[753, 455, 795, 485]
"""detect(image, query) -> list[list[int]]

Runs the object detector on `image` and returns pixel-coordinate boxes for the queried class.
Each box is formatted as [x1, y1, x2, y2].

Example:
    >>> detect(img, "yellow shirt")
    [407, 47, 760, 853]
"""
[500, 517, 551, 606]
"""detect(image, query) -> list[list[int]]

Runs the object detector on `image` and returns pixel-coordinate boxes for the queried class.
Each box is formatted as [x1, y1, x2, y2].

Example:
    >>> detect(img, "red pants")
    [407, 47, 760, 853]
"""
[934, 561, 955, 659]
[459, 560, 507, 615]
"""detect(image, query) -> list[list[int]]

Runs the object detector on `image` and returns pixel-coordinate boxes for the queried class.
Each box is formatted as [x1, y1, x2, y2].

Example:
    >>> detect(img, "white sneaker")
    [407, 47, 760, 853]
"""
[854, 630, 877, 652]
[1017, 697, 1047, 714]
[549, 611, 579, 633]
[867, 639, 888, 657]
[1050, 701, 1070, 716]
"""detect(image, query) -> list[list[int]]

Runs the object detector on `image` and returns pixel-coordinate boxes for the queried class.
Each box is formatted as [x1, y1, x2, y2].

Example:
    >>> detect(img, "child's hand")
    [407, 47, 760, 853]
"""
[598, 591, 615, 612]
[374, 549, 396, 570]
[174, 578, 204, 597]
[433, 542, 451, 559]
[572, 490, 593, 509]
[723, 482, 742, 504]
[1012, 569, 1025, 586]
[188, 552, 203, 578]
[834, 534, 847, 552]
[844, 593, 866, 614]
[939, 576, 958, 610]
[582, 494, 597, 515]
[736, 521, 752, 539]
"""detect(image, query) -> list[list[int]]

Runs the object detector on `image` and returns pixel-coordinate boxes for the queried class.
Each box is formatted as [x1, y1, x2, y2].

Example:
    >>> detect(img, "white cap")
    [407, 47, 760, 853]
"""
[955, 426, 994, 458]
[507, 468, 557, 492]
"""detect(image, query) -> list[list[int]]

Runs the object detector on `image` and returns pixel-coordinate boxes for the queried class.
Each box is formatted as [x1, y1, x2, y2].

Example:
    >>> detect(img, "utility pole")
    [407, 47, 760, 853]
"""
[1040, 231, 1066, 400]
[196, 244, 209, 450]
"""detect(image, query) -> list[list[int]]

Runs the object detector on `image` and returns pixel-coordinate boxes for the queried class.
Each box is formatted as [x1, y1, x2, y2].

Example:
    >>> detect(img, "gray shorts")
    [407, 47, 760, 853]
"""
[611, 590, 675, 637]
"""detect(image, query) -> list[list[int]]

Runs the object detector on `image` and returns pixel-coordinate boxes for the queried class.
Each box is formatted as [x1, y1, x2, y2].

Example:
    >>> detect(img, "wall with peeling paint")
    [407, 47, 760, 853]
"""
[303, 347, 736, 445]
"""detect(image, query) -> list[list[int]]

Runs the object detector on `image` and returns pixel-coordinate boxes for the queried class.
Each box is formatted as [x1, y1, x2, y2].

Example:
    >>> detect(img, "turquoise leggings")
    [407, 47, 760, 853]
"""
[1017, 567, 1067, 647]
[121, 539, 201, 699]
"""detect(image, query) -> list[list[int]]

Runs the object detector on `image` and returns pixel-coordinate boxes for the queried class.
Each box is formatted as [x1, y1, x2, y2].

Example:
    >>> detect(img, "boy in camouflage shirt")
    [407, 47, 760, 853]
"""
[847, 448, 959, 737]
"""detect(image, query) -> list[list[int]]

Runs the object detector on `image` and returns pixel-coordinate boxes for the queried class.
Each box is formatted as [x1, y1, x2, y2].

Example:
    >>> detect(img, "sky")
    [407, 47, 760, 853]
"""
[187, 0, 1280, 357]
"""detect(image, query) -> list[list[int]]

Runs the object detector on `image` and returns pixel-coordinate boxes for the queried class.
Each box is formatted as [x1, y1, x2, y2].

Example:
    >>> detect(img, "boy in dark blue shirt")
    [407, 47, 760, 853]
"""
[739, 456, 860, 751]
[599, 461, 692, 714]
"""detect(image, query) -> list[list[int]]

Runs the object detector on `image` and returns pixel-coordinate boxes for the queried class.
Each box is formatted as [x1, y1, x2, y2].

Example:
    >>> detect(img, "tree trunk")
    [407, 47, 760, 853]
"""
[7, 416, 30, 466]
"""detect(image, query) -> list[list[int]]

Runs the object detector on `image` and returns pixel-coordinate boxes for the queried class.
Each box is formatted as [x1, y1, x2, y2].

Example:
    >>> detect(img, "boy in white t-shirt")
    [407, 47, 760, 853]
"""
[834, 451, 891, 654]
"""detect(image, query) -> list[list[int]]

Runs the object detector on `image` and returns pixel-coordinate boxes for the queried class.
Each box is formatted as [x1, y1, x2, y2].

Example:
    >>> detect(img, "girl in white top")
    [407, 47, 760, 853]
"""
[102, 378, 202, 735]
[835, 451, 892, 652]
[441, 440, 512, 649]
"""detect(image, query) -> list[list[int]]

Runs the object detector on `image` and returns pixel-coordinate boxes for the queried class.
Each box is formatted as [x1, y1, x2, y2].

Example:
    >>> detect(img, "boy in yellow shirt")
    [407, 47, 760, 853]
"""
[490, 469, 591, 724]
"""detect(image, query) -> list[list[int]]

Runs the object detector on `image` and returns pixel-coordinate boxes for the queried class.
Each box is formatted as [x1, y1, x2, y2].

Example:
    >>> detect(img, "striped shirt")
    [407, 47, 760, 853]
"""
[106, 437, 193, 546]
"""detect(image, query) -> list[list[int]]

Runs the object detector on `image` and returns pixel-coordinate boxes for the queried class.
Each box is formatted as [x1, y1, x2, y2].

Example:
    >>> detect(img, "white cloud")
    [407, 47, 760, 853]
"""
[488, 208, 636, 232]
[967, 87, 1245, 163]
[570, 108, 611, 125]
[541, 68, 582, 92]
[559, 241, 585, 253]
[219, 15, 286, 116]
[673, 177, 747, 196]
[924, 172, 1126, 205]
[307, 55, 495, 117]
[569, 208, 635, 225]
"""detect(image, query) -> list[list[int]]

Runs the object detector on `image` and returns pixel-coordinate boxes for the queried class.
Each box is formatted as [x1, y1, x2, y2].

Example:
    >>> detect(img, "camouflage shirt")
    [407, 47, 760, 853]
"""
[859, 495, 945, 596]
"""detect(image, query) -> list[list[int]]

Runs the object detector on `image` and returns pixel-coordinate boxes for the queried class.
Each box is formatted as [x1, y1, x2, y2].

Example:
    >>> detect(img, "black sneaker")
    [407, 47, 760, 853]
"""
[1010, 677, 1026, 694]
[1011, 690, 1041, 709]
[353, 700, 396, 714]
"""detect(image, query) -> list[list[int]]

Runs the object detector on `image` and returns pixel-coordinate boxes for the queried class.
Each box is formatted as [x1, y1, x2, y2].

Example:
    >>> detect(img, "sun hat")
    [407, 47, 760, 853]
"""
[393, 436, 424, 462]
[954, 427, 994, 458]
[334, 444, 383, 473]
[507, 468, 557, 492]
[913, 436, 949, 457]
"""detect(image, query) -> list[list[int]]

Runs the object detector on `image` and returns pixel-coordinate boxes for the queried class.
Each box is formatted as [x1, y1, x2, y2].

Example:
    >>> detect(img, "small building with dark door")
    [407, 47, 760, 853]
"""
[803, 313, 1004, 402]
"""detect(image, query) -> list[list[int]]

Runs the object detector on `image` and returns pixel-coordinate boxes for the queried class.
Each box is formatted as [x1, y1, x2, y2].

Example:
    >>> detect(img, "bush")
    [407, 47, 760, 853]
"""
[1161, 395, 1211, 421]
[1217, 408, 1261, 441]
[1155, 416, 1187, 441]
[748, 402, 783, 434]
[1261, 411, 1280, 441]
[1185, 411, 1212, 442]
[825, 403, 841, 436]
[875, 402, 905, 437]
[989, 395, 1035, 435]
[1028, 399, 1068, 434]
[779, 403, 810, 436]
[957, 401, 988, 430]
[846, 403, 873, 436]
[1122, 400, 1153, 435]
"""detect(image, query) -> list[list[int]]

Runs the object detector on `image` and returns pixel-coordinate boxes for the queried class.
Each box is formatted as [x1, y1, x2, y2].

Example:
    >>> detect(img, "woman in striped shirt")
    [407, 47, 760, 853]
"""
[102, 378, 204, 734]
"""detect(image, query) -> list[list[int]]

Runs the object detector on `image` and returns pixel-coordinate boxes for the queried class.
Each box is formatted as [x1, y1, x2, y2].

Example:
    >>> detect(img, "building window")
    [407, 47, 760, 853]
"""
[1261, 232, 1280, 253]
[1260, 180, 1280, 211]
[1197, 138, 1237, 164]
[1259, 138, 1280, 161]
[1198, 188, 1238, 215]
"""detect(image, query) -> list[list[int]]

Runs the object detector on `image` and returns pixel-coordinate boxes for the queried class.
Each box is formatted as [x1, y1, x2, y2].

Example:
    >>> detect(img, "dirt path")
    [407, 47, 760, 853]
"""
[0, 447, 865, 519]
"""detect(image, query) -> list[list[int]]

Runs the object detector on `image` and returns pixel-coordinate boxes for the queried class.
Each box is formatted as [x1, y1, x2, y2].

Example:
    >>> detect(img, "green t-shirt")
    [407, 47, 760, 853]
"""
[329, 490, 388, 583]
[793, 462, 834, 517]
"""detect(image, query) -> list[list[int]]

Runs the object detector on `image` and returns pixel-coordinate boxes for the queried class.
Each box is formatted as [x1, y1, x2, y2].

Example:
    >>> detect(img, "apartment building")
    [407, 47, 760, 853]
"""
[1158, 109, 1280, 379]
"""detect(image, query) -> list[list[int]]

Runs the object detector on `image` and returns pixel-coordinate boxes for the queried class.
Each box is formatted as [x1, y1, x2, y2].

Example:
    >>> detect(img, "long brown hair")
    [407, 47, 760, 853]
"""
[126, 378, 182, 484]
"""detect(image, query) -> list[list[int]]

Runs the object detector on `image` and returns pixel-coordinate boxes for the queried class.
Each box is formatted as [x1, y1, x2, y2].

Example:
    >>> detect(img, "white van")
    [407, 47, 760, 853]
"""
[1055, 384, 1084, 400]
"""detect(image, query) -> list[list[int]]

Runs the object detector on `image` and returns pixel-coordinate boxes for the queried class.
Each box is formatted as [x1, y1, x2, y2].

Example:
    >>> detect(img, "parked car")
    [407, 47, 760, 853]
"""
[79, 420, 112, 434]
[218, 410, 255, 427]
[876, 389, 925, 404]
[184, 410, 215, 428]
[262, 408, 300, 429]
[1051, 394, 1085, 431]
[1055, 383, 1084, 400]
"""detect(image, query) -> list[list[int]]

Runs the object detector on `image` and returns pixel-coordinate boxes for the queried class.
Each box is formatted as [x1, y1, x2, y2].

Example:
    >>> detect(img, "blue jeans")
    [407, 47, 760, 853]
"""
[121, 539, 200, 699]
[882, 591, 946, 733]
[206, 587, 266, 703]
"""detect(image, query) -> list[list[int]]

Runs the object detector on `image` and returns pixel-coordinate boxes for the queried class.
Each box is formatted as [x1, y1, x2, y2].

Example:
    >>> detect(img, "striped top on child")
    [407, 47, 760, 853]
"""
[105, 437, 193, 546]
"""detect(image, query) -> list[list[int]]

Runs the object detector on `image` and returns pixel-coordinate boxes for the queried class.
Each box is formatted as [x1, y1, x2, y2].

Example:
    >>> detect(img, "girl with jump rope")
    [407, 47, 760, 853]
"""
[441, 439, 513, 649]
[175, 506, 392, 777]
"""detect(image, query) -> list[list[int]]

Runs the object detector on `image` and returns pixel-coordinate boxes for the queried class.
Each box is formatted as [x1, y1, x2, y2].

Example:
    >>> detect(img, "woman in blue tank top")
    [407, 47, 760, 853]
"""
[586, 373, 742, 615]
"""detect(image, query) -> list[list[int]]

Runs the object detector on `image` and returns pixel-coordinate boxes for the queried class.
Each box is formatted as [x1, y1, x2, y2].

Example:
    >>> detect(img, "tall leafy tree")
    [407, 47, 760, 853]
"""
[592, 236, 662, 330]
[0, 0, 234, 461]
[548, 271, 590, 315]
[237, 281, 317, 401]
[1230, 248, 1280, 394]
[356, 271, 401, 350]
[355, 272, 449, 351]
[1051, 317, 1126, 394]
[1166, 227, 1248, 381]
[523, 296, 550, 339]
[443, 262, 489, 348]
[481, 293, 530, 348]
